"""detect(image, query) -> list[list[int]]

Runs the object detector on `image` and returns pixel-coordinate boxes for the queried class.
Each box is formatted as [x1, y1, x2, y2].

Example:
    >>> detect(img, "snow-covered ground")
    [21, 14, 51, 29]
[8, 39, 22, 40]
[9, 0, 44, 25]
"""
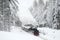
[0, 31, 43, 40]
[38, 27, 60, 40]
[0, 27, 43, 40]
[0, 27, 60, 40]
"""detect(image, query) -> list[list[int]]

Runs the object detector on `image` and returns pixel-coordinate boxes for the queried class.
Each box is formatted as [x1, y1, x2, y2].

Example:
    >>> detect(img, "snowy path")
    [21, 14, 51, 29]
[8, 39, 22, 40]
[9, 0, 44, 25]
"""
[0, 31, 43, 40]
[0, 27, 60, 40]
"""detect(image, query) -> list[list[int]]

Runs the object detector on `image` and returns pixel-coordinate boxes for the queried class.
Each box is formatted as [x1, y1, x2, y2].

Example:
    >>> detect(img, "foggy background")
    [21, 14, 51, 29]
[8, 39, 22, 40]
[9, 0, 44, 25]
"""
[17, 0, 48, 25]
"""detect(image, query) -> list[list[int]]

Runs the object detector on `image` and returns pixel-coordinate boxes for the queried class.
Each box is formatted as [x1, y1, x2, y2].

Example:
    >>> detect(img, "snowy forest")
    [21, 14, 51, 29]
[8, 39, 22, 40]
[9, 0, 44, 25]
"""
[0, 0, 60, 40]
[30, 0, 60, 29]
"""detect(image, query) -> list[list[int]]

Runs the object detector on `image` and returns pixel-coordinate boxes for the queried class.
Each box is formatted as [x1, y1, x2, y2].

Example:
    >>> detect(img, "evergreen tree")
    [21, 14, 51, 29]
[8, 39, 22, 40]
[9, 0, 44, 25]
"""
[0, 0, 22, 31]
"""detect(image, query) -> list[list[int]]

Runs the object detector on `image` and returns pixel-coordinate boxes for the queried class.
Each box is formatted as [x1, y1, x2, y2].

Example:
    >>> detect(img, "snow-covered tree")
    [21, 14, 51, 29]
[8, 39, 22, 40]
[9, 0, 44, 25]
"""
[0, 0, 22, 31]
[29, 0, 48, 27]
[30, 0, 60, 29]
[53, 0, 60, 29]
[44, 0, 57, 28]
[46, 0, 60, 29]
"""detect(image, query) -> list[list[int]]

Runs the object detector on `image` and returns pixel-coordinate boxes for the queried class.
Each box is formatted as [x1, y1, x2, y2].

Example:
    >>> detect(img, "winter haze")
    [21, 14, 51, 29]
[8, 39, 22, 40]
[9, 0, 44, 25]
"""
[0, 0, 60, 40]
[17, 0, 48, 25]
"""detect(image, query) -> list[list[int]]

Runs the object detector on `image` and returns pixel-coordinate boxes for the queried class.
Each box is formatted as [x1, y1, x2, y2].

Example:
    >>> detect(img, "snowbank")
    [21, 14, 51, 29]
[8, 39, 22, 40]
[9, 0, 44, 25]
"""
[38, 27, 60, 40]
[0, 27, 60, 40]
[0, 31, 43, 40]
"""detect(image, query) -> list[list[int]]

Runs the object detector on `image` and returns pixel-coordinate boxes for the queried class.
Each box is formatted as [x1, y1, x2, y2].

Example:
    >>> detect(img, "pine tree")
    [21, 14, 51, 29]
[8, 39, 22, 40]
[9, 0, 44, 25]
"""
[29, 0, 60, 29]
[0, 0, 22, 31]
[29, 0, 47, 27]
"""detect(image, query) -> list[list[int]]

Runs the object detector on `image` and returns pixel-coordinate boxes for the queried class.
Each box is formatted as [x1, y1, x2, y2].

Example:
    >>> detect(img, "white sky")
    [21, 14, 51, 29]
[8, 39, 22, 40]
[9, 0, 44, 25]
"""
[17, 0, 48, 25]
